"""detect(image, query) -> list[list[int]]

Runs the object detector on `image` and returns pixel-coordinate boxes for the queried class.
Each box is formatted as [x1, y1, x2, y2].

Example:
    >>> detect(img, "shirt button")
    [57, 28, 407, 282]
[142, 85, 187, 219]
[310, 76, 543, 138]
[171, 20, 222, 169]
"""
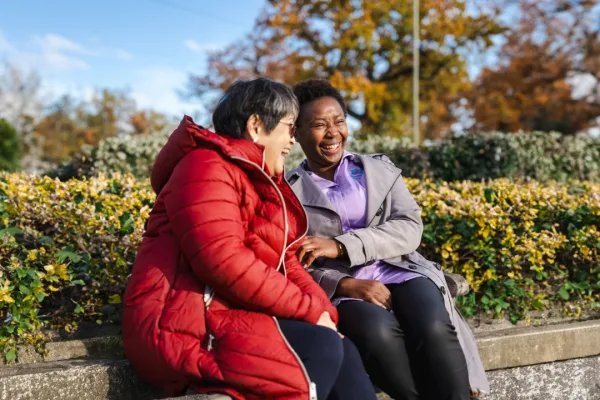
[440, 286, 447, 295]
[408, 264, 418, 270]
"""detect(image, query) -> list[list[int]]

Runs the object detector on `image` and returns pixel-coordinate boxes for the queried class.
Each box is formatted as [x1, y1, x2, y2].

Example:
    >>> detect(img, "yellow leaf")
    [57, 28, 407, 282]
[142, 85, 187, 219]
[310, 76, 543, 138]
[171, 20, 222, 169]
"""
[108, 294, 121, 305]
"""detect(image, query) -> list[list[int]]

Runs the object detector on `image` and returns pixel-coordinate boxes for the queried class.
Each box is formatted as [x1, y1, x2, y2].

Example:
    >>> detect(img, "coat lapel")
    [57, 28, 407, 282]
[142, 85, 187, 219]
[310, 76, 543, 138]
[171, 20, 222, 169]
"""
[286, 166, 338, 214]
[360, 154, 402, 226]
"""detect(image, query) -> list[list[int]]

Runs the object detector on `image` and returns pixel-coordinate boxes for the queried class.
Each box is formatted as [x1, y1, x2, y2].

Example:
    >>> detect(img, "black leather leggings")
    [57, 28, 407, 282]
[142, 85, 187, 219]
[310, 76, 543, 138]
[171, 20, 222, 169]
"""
[278, 319, 378, 400]
[337, 277, 471, 400]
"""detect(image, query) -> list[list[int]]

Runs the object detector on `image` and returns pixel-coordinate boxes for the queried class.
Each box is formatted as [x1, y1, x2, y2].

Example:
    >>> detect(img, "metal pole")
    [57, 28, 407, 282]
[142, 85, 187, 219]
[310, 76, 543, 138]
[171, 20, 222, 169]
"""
[412, 0, 420, 145]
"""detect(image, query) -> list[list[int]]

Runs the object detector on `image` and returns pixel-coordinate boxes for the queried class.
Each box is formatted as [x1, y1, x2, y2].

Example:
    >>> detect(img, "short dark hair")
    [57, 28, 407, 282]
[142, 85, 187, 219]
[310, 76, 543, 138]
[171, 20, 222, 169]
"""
[292, 79, 347, 116]
[212, 77, 298, 138]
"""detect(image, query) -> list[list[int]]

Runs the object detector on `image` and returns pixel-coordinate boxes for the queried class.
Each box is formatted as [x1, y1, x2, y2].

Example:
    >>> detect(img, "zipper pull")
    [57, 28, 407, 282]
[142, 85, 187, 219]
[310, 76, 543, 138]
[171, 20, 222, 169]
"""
[309, 381, 317, 400]
[207, 334, 215, 351]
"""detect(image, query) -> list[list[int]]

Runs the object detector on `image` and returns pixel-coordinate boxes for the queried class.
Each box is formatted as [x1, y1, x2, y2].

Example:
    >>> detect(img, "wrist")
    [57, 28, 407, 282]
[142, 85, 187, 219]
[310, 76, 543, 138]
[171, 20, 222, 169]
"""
[334, 277, 352, 296]
[334, 239, 347, 259]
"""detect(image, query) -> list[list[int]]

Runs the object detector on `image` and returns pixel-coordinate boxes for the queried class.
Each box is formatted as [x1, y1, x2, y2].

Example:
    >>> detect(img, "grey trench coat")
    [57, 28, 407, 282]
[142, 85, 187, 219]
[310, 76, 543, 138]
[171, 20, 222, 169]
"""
[287, 153, 489, 394]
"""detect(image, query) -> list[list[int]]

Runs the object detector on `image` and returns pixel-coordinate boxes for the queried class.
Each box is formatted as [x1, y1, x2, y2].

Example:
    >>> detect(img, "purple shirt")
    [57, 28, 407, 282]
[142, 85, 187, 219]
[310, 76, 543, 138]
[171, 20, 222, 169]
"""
[304, 152, 421, 286]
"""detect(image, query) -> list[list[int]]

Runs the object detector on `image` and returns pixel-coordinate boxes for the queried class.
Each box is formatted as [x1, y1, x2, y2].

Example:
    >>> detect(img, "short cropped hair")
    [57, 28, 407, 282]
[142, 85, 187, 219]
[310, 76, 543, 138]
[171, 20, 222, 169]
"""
[292, 79, 347, 116]
[212, 78, 299, 138]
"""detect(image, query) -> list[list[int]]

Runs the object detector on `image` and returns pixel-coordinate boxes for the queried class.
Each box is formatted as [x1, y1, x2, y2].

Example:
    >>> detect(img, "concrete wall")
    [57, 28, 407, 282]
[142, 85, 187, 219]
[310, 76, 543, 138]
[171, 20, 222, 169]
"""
[1, 319, 599, 399]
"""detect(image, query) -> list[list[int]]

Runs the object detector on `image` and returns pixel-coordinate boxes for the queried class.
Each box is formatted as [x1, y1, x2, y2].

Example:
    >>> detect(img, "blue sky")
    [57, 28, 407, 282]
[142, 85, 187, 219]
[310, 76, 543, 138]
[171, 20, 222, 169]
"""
[0, 0, 264, 117]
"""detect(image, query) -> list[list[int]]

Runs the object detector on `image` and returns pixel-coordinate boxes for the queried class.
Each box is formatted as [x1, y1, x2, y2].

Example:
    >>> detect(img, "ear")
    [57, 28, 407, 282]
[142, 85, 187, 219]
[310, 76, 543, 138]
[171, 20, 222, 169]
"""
[245, 114, 262, 142]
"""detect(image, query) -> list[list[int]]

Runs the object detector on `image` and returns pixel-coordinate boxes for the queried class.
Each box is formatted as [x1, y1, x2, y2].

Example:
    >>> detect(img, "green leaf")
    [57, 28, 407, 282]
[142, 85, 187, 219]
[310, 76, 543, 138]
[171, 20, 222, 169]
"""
[0, 227, 22, 237]
[56, 248, 81, 264]
[18, 285, 30, 295]
[483, 187, 495, 203]
[38, 235, 54, 246]
[5, 348, 16, 363]
[558, 286, 570, 300]
[73, 193, 85, 204]
[119, 212, 135, 235]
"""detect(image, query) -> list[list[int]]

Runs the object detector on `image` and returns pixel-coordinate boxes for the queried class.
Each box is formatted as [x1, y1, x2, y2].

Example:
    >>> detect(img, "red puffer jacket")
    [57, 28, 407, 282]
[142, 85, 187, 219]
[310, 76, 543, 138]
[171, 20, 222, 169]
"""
[122, 116, 338, 400]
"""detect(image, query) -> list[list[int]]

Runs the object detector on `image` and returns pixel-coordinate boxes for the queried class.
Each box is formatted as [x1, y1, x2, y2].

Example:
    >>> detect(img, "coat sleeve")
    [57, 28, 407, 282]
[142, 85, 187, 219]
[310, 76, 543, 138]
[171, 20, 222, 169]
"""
[284, 244, 338, 323]
[334, 167, 423, 268]
[162, 151, 326, 324]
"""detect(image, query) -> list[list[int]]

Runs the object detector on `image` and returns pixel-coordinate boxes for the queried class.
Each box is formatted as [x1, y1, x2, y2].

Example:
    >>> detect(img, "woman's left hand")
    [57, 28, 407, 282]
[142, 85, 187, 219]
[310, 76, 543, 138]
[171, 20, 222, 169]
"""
[297, 236, 340, 266]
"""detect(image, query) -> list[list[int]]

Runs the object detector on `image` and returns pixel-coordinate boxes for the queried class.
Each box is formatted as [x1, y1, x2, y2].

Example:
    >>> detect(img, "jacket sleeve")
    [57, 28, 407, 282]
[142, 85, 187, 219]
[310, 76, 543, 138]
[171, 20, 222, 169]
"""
[334, 166, 423, 268]
[284, 244, 338, 323]
[162, 151, 326, 324]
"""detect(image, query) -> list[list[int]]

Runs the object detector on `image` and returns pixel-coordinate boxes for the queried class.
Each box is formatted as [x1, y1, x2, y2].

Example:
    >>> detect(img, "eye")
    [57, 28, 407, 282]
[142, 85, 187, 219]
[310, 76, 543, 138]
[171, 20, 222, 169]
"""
[312, 123, 326, 129]
[336, 119, 346, 125]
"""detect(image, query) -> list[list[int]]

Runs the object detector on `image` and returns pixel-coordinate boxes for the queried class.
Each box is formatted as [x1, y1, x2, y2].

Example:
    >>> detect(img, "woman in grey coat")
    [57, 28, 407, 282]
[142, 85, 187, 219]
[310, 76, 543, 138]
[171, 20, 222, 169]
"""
[287, 79, 489, 400]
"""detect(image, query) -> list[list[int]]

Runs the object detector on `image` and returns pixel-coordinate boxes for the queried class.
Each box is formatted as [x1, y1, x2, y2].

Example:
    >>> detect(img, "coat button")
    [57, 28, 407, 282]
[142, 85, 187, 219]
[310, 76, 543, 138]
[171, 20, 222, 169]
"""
[375, 207, 383, 216]
[408, 264, 417, 270]
[440, 286, 447, 295]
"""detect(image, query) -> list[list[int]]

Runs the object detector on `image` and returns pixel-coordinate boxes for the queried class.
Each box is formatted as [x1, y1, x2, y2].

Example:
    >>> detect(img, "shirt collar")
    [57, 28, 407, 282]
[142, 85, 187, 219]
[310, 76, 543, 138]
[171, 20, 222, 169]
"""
[301, 151, 354, 173]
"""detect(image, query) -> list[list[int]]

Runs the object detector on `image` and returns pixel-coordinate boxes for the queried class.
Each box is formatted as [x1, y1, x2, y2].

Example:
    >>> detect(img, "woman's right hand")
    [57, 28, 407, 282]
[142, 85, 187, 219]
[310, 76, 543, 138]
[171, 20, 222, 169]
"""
[335, 277, 392, 309]
[316, 311, 338, 332]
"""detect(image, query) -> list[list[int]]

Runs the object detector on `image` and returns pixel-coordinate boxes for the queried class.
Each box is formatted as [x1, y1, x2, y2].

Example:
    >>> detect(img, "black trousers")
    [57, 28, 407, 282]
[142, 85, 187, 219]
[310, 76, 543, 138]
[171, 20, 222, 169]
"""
[337, 277, 471, 400]
[278, 319, 378, 400]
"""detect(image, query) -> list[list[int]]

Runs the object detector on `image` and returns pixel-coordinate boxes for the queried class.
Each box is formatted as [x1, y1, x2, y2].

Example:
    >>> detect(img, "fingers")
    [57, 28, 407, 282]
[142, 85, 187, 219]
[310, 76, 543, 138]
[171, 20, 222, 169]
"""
[371, 298, 388, 309]
[297, 237, 316, 264]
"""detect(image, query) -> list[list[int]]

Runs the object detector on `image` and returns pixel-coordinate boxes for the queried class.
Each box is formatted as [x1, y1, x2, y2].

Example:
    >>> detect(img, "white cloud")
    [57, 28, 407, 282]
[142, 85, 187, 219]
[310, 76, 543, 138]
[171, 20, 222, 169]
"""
[0, 31, 14, 53]
[569, 72, 597, 100]
[183, 39, 222, 53]
[33, 33, 91, 71]
[184, 39, 203, 52]
[129, 66, 203, 116]
[36, 33, 90, 55]
[110, 48, 133, 60]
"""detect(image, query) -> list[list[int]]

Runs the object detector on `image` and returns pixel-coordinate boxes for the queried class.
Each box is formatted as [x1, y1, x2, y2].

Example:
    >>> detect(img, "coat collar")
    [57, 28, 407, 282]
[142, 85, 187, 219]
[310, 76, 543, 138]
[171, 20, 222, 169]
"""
[151, 115, 267, 194]
[287, 153, 402, 225]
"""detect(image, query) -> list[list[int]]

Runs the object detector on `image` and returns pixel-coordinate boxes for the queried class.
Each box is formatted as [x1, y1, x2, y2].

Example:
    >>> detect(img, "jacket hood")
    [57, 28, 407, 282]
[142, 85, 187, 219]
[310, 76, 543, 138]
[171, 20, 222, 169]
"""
[151, 115, 266, 194]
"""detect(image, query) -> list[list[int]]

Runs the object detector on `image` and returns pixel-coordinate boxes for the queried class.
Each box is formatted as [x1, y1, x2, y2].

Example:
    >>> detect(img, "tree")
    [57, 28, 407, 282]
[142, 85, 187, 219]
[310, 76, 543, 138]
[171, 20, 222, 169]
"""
[187, 0, 504, 140]
[129, 110, 170, 135]
[467, 0, 600, 134]
[0, 119, 21, 171]
[0, 62, 44, 171]
[34, 90, 171, 164]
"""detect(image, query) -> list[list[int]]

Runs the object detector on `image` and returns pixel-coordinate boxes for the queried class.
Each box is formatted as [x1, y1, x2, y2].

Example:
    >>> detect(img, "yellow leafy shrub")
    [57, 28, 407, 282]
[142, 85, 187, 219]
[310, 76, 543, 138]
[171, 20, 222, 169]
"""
[0, 173, 153, 361]
[409, 179, 599, 322]
[0, 173, 597, 361]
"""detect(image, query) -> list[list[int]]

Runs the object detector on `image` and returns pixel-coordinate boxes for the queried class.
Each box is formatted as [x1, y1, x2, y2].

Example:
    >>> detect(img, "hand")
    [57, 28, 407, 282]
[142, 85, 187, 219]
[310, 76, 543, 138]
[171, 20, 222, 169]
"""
[316, 311, 343, 337]
[297, 236, 341, 266]
[336, 278, 391, 309]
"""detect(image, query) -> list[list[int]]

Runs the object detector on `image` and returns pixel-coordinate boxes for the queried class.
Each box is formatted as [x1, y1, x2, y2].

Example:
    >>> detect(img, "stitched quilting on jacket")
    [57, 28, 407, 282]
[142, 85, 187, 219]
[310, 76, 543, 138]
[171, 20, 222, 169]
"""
[122, 116, 336, 400]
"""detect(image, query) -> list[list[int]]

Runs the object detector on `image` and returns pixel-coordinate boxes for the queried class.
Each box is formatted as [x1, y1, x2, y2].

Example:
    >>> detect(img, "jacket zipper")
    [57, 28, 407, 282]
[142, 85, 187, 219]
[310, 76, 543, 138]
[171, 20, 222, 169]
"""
[229, 155, 316, 399]
[231, 154, 289, 275]
[273, 317, 317, 400]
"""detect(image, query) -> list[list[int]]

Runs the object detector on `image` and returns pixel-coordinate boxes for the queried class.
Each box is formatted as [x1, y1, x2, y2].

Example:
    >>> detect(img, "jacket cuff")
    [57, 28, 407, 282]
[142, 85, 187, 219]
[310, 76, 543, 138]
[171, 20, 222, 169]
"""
[303, 295, 327, 324]
[335, 233, 366, 267]
[312, 269, 352, 298]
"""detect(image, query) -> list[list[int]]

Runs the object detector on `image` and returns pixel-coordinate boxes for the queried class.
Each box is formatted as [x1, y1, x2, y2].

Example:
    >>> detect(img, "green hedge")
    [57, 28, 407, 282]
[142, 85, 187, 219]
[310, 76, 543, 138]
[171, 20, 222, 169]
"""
[50, 130, 599, 182]
[0, 173, 153, 362]
[0, 119, 21, 172]
[48, 132, 168, 180]
[0, 173, 598, 361]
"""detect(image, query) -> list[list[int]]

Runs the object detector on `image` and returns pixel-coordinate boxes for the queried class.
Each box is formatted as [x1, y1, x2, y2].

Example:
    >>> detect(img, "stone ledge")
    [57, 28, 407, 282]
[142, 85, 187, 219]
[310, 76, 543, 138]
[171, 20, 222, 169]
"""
[486, 354, 600, 399]
[1, 319, 599, 399]
[476, 319, 600, 370]
[4, 319, 599, 371]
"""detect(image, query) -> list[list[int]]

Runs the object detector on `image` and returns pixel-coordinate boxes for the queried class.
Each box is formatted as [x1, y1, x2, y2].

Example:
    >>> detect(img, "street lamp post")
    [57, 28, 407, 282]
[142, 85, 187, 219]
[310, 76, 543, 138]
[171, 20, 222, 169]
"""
[412, 0, 420, 145]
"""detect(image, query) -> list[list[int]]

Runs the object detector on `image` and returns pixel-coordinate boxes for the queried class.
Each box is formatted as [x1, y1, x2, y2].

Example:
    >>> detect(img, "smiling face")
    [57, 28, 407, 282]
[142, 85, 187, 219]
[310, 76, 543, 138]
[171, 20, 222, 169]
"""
[252, 114, 297, 176]
[295, 96, 348, 177]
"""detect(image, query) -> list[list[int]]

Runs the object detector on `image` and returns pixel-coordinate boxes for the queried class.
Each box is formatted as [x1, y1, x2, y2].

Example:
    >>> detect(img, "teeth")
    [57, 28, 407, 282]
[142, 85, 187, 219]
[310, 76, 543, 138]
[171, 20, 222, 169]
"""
[322, 143, 339, 150]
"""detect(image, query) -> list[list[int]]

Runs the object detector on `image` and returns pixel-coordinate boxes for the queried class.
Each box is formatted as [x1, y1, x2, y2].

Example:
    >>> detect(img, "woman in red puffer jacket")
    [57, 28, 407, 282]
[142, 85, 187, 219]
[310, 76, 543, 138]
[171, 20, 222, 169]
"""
[122, 78, 377, 400]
